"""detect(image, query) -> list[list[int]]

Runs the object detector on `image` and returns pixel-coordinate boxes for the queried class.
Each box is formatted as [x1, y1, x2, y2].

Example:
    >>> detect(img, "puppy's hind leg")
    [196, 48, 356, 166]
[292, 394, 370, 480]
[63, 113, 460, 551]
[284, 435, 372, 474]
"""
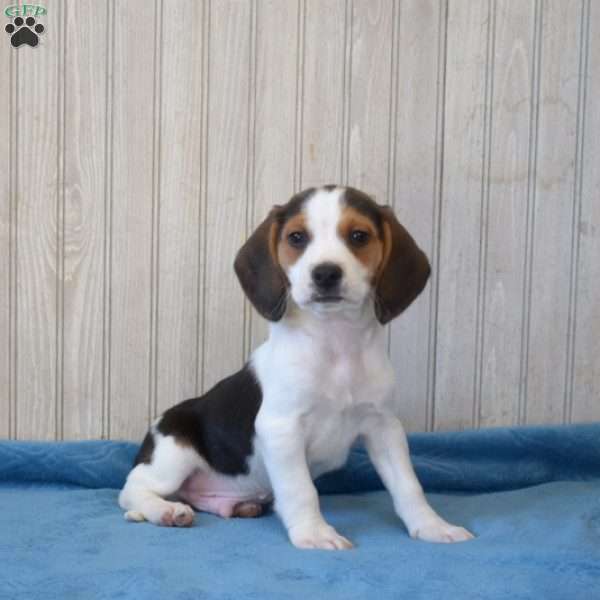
[119, 434, 200, 527]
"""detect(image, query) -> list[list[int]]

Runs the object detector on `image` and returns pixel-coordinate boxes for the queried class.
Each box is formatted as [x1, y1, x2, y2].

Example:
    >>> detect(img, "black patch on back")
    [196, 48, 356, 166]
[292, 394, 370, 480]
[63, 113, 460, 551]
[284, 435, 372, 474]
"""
[134, 431, 156, 466]
[153, 364, 263, 476]
[342, 187, 384, 236]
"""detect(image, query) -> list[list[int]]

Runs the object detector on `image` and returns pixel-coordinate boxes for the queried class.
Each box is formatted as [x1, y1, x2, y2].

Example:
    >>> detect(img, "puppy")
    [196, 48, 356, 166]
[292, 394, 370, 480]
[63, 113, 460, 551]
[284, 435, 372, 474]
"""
[119, 185, 474, 549]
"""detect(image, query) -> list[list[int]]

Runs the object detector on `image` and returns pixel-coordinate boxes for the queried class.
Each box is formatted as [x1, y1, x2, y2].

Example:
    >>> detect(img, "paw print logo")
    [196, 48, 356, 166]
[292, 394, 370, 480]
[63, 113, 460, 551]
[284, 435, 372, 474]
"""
[5, 16, 45, 48]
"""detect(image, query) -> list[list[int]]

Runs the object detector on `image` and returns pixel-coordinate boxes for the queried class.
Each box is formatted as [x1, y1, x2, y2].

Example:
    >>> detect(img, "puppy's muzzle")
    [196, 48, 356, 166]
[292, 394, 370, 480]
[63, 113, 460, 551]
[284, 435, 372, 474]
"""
[311, 262, 343, 302]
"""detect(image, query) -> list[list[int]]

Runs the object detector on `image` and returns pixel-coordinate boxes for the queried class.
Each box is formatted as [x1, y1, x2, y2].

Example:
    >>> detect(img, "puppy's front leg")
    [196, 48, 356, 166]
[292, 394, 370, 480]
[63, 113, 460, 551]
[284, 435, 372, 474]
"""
[256, 417, 353, 550]
[363, 415, 474, 543]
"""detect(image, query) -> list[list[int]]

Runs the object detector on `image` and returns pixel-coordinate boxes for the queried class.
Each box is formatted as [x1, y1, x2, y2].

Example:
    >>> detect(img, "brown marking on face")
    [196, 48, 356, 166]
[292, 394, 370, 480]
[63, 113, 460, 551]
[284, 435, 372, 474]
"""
[337, 206, 384, 280]
[235, 188, 316, 321]
[277, 212, 309, 271]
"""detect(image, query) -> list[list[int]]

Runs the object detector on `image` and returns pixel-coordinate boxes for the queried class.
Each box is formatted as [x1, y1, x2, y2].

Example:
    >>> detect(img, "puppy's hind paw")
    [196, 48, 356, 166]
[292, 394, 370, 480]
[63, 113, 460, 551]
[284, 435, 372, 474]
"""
[232, 501, 264, 518]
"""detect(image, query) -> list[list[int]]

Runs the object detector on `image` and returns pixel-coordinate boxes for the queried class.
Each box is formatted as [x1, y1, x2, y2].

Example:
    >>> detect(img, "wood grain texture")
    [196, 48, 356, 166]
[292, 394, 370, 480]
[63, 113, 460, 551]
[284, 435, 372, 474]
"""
[62, 0, 107, 439]
[346, 0, 392, 198]
[108, 0, 157, 439]
[389, 0, 442, 432]
[434, 0, 489, 431]
[0, 14, 12, 438]
[0, 1, 598, 440]
[155, 0, 205, 414]
[478, 0, 534, 427]
[301, 0, 346, 187]
[525, 0, 582, 425]
[249, 0, 299, 351]
[202, 0, 251, 391]
[15, 0, 62, 439]
[572, 0, 599, 423]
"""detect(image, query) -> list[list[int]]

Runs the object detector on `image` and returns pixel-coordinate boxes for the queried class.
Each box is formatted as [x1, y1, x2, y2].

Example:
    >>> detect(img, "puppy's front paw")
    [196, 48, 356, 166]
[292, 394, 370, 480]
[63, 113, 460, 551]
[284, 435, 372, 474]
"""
[410, 517, 474, 544]
[289, 522, 353, 550]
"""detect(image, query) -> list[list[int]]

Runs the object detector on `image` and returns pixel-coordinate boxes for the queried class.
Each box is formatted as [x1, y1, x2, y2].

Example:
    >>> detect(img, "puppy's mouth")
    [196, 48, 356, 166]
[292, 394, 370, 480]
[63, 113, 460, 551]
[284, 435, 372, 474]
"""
[311, 294, 344, 304]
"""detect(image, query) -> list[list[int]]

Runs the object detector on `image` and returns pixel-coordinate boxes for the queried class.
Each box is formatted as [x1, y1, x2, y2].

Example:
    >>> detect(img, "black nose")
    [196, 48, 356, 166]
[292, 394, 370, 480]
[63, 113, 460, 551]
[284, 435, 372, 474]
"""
[311, 263, 343, 290]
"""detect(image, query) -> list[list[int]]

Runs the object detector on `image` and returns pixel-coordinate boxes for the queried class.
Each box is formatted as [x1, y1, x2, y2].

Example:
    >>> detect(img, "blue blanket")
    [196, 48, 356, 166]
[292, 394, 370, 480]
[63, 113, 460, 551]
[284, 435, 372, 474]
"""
[1, 425, 599, 599]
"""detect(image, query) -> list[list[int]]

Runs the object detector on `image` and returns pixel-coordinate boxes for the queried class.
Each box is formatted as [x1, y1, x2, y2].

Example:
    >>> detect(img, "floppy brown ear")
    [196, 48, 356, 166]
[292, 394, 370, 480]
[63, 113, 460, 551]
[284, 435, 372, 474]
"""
[234, 208, 288, 321]
[375, 207, 431, 324]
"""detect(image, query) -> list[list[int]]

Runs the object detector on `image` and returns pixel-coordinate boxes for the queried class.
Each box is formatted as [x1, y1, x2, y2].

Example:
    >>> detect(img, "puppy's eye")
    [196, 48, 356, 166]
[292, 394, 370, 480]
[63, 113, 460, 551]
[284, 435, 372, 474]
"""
[349, 230, 370, 246]
[288, 231, 308, 248]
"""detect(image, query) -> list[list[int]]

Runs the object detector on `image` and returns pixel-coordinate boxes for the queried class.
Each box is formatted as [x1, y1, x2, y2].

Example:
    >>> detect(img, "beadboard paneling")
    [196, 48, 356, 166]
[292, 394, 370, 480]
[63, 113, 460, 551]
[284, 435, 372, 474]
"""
[526, 0, 583, 424]
[389, 0, 444, 432]
[155, 0, 205, 415]
[479, 0, 534, 427]
[62, 0, 107, 440]
[435, 0, 489, 431]
[301, 0, 346, 188]
[15, 0, 62, 439]
[572, 0, 598, 423]
[0, 13, 12, 438]
[202, 0, 252, 391]
[108, 0, 157, 440]
[0, 0, 598, 440]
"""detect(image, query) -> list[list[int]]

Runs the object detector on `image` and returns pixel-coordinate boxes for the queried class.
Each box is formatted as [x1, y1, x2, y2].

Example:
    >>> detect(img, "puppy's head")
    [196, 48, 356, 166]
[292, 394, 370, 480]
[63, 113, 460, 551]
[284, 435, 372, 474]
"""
[234, 186, 431, 324]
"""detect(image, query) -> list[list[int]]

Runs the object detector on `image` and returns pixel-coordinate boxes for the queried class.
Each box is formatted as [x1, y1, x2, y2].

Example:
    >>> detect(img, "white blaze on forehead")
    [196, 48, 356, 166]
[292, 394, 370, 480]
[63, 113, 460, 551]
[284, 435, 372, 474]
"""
[285, 185, 372, 311]
[303, 187, 344, 239]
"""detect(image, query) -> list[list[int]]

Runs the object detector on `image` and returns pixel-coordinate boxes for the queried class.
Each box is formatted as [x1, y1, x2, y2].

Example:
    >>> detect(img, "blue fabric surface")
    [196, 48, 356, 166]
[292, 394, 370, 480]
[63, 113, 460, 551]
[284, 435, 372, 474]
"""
[1, 424, 599, 599]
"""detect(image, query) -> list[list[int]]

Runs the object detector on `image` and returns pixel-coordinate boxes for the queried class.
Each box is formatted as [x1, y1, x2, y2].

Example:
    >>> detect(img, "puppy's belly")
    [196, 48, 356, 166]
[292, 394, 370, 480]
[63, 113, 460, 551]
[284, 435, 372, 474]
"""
[177, 464, 272, 518]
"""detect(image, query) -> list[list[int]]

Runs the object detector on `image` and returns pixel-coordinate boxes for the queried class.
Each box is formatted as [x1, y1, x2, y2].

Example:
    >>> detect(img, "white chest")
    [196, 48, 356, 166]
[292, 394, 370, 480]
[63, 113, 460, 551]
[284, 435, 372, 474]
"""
[302, 350, 394, 476]
[253, 319, 395, 479]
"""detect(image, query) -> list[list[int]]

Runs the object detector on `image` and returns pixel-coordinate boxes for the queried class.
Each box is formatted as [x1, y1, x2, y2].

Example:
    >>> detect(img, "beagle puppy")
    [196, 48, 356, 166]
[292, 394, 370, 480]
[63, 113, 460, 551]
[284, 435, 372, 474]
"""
[119, 185, 474, 549]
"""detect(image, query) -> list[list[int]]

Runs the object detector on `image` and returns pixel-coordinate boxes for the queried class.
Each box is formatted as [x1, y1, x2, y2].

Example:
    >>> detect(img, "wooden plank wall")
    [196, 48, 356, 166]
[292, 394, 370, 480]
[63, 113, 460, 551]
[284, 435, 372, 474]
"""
[0, 0, 598, 440]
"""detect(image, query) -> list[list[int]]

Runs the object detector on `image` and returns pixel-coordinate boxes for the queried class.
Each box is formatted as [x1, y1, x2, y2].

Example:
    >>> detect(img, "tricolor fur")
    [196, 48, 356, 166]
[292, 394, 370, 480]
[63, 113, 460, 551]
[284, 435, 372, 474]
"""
[119, 186, 474, 549]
